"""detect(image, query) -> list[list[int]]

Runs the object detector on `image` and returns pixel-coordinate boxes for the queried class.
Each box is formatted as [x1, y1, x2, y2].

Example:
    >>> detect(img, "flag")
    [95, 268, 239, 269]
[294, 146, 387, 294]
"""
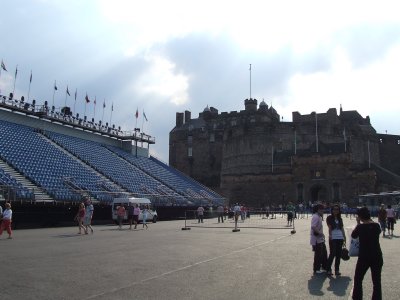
[143, 111, 148, 121]
[85, 93, 90, 103]
[135, 108, 139, 119]
[54, 81, 58, 90]
[94, 97, 96, 105]
[1, 60, 7, 71]
[249, 63, 251, 71]
[111, 103, 113, 111]
[74, 88, 77, 101]
[15, 66, 18, 78]
[66, 86, 70, 96]
[29, 71, 32, 83]
[103, 100, 106, 108]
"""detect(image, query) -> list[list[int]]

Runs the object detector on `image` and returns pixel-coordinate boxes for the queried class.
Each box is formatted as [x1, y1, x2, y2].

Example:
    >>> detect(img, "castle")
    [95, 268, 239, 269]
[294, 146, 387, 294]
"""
[170, 98, 400, 206]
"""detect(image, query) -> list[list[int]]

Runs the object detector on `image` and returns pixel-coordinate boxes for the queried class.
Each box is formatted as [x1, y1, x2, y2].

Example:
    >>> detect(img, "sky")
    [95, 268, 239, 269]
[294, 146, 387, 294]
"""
[1, 0, 400, 161]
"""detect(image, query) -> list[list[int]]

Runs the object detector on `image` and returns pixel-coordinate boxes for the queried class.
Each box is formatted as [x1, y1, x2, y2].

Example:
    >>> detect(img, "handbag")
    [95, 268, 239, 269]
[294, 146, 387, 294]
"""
[349, 238, 359, 257]
[341, 245, 350, 261]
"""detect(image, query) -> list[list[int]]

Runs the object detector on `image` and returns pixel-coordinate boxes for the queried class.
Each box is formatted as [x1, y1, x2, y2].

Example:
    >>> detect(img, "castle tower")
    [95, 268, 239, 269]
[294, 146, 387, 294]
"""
[244, 98, 258, 112]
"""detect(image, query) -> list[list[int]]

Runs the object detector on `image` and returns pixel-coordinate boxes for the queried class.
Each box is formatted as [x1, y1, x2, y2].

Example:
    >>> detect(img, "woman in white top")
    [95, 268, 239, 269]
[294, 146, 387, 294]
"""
[0, 202, 13, 239]
[326, 204, 346, 276]
[142, 205, 151, 229]
[386, 205, 396, 237]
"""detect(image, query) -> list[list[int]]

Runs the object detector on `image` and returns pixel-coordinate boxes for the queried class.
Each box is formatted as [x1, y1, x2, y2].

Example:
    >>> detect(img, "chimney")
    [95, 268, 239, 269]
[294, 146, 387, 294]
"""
[184, 110, 191, 123]
[176, 112, 184, 127]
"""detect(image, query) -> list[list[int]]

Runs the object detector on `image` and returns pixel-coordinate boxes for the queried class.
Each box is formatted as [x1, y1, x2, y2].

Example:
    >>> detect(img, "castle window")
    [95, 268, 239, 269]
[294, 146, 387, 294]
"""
[188, 124, 194, 131]
[188, 147, 193, 157]
[231, 119, 237, 126]
[379, 138, 383, 143]
[213, 123, 217, 130]
[187, 135, 193, 144]
[210, 133, 215, 142]
[397, 140, 400, 145]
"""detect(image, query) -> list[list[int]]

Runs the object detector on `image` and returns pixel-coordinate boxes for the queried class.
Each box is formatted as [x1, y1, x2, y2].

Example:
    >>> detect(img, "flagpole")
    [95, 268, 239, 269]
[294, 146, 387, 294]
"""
[271, 144, 274, 173]
[110, 103, 113, 125]
[74, 89, 77, 115]
[27, 71, 32, 101]
[94, 96, 96, 119]
[12, 65, 18, 95]
[249, 64, 252, 99]
[135, 107, 138, 129]
[102, 99, 105, 124]
[315, 112, 318, 152]
[64, 86, 68, 108]
[52, 80, 56, 108]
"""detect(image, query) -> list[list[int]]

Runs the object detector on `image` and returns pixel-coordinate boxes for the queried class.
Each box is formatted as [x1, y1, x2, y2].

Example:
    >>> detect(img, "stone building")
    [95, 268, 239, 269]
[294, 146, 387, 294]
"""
[169, 99, 400, 206]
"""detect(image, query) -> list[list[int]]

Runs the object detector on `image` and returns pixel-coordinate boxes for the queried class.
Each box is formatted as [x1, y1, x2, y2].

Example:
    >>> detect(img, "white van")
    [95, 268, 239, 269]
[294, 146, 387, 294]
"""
[112, 197, 158, 223]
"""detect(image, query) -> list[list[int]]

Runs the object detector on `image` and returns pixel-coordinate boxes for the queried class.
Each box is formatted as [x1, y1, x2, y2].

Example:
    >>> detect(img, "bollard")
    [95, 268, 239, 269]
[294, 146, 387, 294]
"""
[181, 211, 191, 230]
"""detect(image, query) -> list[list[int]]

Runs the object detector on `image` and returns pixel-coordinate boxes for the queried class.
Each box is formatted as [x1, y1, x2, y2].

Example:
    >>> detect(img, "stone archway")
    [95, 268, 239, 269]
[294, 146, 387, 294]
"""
[310, 184, 328, 203]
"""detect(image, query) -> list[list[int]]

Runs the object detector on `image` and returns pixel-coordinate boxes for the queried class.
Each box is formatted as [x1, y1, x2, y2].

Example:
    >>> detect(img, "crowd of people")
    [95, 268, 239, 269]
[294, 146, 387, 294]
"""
[310, 202, 395, 300]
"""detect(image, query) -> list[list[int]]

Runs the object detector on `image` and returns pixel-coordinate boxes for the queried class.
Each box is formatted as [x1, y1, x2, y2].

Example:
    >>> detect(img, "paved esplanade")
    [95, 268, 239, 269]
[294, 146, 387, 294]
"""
[0, 217, 398, 299]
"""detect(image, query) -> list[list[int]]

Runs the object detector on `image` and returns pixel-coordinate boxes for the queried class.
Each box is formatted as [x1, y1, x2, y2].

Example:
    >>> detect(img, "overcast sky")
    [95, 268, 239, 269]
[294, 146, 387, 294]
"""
[1, 0, 400, 161]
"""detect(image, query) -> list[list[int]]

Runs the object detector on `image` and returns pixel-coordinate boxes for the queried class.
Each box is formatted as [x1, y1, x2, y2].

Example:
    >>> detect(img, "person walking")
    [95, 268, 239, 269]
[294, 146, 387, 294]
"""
[326, 205, 346, 276]
[386, 205, 396, 237]
[142, 205, 151, 229]
[310, 204, 327, 274]
[197, 206, 204, 223]
[127, 202, 135, 230]
[287, 202, 295, 226]
[133, 204, 140, 229]
[75, 203, 86, 234]
[0, 203, 13, 239]
[217, 205, 224, 223]
[351, 207, 383, 300]
[84, 199, 94, 234]
[377, 204, 387, 237]
[116, 204, 126, 230]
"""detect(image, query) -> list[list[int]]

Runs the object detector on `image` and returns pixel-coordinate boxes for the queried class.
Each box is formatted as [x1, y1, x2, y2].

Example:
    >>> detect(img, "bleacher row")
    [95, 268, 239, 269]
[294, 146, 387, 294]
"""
[0, 119, 223, 206]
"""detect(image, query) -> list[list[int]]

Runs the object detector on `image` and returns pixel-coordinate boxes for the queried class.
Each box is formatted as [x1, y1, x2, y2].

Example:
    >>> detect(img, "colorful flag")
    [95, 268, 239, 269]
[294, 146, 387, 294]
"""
[66, 86, 70, 96]
[29, 71, 32, 83]
[85, 93, 90, 103]
[143, 111, 148, 121]
[54, 81, 58, 90]
[135, 108, 139, 119]
[1, 60, 7, 71]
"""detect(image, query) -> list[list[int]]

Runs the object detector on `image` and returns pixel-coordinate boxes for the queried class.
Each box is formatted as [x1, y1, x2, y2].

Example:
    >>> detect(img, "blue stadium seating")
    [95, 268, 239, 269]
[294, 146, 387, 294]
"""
[0, 120, 123, 202]
[0, 119, 224, 206]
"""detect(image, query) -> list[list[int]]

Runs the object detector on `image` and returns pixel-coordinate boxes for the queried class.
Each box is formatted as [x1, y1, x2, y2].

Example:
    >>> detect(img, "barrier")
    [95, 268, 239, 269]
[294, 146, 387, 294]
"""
[181, 210, 296, 234]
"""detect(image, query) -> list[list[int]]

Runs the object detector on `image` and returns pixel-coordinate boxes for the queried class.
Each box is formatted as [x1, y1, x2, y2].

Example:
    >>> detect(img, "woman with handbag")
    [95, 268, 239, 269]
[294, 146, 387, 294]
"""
[326, 204, 346, 276]
[351, 207, 383, 300]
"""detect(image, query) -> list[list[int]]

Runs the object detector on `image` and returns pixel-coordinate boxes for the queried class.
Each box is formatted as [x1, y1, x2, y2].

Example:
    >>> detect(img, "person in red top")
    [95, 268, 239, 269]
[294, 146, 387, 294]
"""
[75, 203, 86, 234]
[117, 205, 126, 230]
[0, 203, 13, 239]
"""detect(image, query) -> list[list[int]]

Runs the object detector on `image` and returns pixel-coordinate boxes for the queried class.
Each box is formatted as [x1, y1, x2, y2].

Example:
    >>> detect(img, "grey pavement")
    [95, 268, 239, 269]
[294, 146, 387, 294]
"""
[0, 216, 398, 300]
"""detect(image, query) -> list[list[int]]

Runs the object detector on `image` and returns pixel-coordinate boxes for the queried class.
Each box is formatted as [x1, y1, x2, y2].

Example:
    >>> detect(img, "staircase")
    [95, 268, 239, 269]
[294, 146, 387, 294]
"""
[0, 158, 54, 202]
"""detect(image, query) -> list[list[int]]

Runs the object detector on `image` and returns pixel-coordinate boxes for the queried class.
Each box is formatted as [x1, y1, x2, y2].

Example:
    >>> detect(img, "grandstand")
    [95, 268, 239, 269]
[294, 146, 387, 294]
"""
[0, 96, 224, 226]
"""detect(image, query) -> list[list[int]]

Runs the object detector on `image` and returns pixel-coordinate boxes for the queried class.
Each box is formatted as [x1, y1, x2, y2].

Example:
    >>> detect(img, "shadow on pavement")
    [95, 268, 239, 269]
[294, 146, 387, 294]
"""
[327, 275, 352, 297]
[308, 274, 328, 296]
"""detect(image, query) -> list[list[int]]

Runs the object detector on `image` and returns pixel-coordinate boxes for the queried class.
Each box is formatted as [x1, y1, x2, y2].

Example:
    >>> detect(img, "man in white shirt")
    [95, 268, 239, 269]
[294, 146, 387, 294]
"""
[197, 206, 204, 223]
